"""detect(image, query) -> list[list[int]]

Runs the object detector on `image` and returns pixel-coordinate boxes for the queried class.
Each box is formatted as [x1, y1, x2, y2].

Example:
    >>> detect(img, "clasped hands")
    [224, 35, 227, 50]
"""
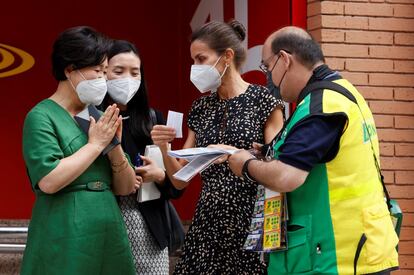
[88, 104, 123, 152]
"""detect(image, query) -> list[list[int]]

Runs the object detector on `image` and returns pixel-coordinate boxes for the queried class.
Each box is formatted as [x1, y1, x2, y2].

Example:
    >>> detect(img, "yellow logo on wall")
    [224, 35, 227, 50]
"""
[0, 43, 35, 78]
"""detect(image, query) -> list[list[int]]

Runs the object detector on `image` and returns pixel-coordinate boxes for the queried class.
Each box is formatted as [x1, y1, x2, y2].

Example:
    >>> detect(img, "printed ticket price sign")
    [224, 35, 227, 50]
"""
[243, 186, 287, 252]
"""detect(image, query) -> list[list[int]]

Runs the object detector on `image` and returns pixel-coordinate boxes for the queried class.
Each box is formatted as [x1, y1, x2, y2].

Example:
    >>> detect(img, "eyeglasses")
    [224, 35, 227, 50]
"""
[259, 55, 276, 73]
[259, 50, 292, 74]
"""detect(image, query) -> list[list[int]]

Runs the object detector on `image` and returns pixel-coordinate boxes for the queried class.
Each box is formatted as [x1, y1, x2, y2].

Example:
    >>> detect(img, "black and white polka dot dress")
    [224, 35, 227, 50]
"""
[173, 84, 282, 275]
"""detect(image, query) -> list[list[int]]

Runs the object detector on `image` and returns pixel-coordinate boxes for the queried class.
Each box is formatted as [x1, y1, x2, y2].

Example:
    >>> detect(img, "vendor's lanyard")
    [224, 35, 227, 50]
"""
[263, 72, 340, 160]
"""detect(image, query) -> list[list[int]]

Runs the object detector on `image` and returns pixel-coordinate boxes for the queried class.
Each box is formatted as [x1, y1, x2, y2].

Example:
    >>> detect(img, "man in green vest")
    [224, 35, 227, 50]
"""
[228, 26, 399, 275]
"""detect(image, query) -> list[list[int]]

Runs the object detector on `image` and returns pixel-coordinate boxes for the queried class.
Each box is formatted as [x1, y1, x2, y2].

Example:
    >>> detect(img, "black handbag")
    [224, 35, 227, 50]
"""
[165, 200, 185, 254]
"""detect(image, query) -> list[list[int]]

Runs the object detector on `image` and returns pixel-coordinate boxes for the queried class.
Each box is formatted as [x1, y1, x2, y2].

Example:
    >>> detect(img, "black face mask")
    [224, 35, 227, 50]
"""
[266, 70, 282, 100]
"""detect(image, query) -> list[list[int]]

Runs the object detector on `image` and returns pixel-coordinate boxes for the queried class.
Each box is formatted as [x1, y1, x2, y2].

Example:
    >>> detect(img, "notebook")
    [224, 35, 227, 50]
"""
[137, 145, 165, 202]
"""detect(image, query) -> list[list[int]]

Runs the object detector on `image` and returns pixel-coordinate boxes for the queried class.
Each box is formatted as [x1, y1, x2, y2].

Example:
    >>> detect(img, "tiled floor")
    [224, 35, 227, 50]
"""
[0, 254, 22, 275]
[0, 220, 27, 275]
[0, 219, 187, 275]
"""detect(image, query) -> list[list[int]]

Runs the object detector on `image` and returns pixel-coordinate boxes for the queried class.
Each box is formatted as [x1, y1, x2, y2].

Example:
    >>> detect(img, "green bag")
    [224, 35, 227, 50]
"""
[390, 199, 403, 238]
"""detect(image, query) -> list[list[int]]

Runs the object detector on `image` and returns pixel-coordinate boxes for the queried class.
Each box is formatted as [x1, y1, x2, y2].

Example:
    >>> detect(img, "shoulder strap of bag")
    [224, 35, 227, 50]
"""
[305, 81, 394, 275]
[304, 81, 392, 210]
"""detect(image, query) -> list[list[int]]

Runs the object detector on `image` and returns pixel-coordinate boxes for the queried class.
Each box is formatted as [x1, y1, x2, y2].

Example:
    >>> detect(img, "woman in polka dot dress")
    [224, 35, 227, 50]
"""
[152, 20, 284, 274]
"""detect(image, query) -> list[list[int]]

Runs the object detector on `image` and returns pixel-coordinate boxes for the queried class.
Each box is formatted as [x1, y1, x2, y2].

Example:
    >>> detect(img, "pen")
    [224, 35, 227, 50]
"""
[135, 154, 143, 168]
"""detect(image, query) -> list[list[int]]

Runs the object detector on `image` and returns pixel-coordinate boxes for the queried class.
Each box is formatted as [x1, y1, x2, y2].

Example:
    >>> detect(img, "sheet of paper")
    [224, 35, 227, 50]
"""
[265, 188, 280, 199]
[170, 147, 239, 182]
[145, 145, 165, 170]
[173, 153, 223, 182]
[168, 147, 238, 159]
[138, 181, 161, 202]
[166, 110, 183, 138]
[137, 145, 163, 202]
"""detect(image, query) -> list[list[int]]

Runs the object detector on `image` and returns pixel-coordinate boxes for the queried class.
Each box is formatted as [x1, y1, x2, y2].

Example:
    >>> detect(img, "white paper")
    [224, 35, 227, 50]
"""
[138, 181, 161, 202]
[166, 110, 183, 138]
[145, 145, 165, 169]
[265, 188, 280, 199]
[137, 145, 163, 202]
[173, 153, 223, 182]
[169, 147, 239, 182]
[168, 147, 238, 159]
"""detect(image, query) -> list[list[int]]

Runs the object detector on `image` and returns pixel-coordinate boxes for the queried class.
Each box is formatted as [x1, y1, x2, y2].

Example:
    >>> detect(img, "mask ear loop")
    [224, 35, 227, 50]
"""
[220, 63, 229, 78]
[212, 55, 229, 78]
[278, 69, 288, 88]
[68, 70, 87, 91]
[67, 71, 77, 91]
[77, 70, 87, 80]
[277, 51, 291, 89]
[212, 56, 223, 68]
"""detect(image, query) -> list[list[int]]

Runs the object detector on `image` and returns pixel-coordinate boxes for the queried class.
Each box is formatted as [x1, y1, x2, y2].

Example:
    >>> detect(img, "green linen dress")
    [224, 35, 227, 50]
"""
[21, 99, 135, 275]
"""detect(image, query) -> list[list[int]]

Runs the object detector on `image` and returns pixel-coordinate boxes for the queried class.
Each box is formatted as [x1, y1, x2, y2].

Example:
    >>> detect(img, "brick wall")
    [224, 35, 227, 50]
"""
[307, 0, 414, 273]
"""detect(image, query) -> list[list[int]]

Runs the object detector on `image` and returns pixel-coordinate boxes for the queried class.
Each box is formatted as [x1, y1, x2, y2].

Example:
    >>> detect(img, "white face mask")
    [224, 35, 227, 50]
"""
[190, 56, 229, 93]
[107, 78, 141, 105]
[70, 71, 107, 106]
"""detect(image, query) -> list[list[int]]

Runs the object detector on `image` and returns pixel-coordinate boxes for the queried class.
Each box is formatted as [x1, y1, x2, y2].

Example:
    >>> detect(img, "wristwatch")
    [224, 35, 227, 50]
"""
[242, 158, 257, 182]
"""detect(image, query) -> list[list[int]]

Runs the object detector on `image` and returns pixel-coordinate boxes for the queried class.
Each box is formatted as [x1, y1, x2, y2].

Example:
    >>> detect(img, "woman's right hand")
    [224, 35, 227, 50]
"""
[151, 125, 176, 150]
[88, 104, 121, 151]
[208, 144, 238, 164]
[135, 155, 166, 184]
[250, 142, 266, 160]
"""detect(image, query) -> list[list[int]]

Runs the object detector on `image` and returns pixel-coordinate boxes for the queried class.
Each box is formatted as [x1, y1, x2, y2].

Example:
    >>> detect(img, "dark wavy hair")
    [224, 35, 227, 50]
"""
[103, 40, 153, 146]
[51, 26, 110, 81]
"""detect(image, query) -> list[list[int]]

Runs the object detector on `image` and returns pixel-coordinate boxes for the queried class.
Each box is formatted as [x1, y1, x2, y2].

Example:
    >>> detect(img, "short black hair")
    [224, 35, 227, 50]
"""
[271, 32, 325, 68]
[51, 26, 110, 81]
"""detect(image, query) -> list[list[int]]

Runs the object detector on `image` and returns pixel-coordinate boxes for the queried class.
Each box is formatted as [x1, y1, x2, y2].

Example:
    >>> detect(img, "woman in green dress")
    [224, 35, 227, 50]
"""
[21, 26, 136, 275]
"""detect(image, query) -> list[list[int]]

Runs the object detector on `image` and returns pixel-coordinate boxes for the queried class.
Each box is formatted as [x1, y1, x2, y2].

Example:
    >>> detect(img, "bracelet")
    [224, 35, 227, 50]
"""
[112, 160, 129, 173]
[111, 157, 127, 167]
[242, 158, 258, 182]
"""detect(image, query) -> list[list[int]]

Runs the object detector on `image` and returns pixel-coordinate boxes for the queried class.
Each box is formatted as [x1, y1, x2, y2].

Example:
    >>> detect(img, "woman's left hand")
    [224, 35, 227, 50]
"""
[115, 116, 123, 142]
[135, 155, 165, 183]
[132, 175, 143, 193]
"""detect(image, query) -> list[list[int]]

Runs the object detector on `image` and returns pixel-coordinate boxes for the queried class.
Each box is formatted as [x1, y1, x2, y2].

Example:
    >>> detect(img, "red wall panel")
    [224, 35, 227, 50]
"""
[0, 0, 296, 220]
